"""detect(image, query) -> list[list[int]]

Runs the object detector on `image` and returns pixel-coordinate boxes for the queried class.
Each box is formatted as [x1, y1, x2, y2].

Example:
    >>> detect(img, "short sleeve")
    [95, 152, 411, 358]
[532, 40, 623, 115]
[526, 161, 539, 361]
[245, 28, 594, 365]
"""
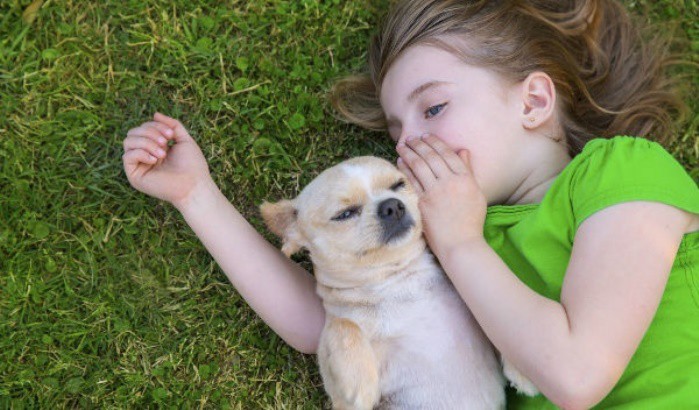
[569, 136, 699, 230]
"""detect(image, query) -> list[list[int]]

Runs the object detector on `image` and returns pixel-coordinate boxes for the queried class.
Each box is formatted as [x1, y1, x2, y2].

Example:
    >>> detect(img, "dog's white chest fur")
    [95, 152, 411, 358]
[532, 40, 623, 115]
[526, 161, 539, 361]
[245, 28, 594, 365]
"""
[316, 251, 505, 409]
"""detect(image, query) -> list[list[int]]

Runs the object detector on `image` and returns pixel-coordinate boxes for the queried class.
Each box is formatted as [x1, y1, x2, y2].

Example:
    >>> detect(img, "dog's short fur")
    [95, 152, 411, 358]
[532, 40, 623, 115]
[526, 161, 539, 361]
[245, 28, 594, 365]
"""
[261, 156, 536, 409]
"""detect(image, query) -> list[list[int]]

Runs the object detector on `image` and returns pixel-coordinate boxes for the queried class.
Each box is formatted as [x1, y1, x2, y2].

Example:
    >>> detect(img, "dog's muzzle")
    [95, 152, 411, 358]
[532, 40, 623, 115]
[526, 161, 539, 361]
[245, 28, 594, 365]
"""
[377, 198, 414, 244]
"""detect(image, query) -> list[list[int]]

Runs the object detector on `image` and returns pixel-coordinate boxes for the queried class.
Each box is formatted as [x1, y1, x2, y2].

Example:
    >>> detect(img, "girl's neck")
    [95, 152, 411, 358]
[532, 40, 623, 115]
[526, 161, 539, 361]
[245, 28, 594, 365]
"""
[509, 175, 559, 205]
[506, 141, 571, 206]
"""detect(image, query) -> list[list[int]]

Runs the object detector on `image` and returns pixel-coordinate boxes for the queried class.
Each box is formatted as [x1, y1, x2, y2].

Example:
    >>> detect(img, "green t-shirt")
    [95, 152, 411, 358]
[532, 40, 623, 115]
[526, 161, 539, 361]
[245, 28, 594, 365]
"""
[482, 136, 699, 409]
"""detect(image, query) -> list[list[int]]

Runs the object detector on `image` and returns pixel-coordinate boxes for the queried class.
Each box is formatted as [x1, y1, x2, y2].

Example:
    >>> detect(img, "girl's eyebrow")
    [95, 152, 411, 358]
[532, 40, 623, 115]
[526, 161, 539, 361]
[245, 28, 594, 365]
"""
[408, 80, 453, 102]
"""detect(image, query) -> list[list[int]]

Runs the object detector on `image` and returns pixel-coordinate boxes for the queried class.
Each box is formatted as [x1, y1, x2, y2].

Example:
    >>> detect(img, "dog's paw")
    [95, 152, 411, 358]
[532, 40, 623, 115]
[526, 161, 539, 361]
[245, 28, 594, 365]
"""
[319, 318, 380, 410]
[502, 359, 539, 397]
[330, 374, 380, 410]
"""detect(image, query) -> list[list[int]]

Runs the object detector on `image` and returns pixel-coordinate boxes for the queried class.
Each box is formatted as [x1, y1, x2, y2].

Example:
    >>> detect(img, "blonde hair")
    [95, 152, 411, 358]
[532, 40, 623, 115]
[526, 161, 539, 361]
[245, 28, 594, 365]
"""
[330, 0, 686, 156]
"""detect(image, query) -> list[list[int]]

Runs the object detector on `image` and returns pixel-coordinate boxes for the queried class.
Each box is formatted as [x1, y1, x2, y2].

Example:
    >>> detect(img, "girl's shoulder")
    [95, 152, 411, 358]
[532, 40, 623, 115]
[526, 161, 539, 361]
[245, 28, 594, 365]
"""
[556, 136, 699, 231]
[571, 135, 673, 169]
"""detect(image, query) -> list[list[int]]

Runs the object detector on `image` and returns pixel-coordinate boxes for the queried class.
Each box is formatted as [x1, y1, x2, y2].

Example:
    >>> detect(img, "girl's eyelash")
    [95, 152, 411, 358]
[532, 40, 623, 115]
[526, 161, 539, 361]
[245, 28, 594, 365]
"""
[424, 103, 447, 119]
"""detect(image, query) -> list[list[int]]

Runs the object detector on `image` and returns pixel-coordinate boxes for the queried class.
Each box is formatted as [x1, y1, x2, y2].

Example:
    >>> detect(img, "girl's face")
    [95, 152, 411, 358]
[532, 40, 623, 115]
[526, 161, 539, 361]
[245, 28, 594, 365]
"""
[380, 44, 545, 205]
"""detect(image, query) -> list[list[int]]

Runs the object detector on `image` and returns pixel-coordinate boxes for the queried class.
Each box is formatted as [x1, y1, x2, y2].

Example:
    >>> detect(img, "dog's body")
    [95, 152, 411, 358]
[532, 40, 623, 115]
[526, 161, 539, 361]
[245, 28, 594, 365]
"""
[261, 156, 535, 409]
[317, 250, 504, 409]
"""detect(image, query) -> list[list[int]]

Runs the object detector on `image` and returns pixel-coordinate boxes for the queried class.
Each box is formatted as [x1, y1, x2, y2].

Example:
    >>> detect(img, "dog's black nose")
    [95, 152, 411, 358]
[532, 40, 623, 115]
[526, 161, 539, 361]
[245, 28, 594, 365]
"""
[378, 198, 405, 221]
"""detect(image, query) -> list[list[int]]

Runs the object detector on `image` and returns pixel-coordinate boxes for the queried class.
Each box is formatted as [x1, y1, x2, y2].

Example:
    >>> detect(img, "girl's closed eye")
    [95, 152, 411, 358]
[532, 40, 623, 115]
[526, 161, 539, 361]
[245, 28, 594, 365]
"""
[425, 102, 447, 119]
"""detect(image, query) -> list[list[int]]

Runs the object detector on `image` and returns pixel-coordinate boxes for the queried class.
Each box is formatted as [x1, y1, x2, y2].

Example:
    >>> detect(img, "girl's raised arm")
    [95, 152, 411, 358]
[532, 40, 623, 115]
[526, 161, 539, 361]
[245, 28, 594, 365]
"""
[175, 181, 325, 353]
[123, 113, 325, 354]
[174, 179, 325, 354]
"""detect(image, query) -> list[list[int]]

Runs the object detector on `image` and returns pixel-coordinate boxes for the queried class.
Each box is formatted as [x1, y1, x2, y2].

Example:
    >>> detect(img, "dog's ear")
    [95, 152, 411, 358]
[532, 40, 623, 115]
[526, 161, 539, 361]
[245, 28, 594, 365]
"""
[260, 199, 303, 257]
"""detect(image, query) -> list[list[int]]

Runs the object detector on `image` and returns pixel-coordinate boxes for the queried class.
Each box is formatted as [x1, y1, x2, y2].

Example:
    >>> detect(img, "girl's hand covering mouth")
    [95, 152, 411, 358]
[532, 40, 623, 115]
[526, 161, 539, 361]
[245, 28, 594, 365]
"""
[396, 134, 487, 258]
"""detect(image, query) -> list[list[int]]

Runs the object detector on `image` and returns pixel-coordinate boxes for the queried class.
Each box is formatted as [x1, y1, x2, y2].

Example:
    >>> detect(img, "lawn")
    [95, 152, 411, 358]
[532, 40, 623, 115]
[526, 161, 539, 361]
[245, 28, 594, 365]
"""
[1, 0, 697, 408]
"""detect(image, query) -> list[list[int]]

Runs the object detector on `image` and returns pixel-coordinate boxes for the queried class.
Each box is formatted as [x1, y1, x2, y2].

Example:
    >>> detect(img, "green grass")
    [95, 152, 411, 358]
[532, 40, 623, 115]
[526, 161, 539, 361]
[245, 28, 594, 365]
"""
[0, 0, 697, 408]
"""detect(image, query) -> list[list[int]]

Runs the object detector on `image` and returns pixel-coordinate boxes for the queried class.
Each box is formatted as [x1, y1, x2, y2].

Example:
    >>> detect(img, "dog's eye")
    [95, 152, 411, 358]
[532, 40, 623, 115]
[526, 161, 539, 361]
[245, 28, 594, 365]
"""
[390, 179, 406, 191]
[331, 206, 361, 221]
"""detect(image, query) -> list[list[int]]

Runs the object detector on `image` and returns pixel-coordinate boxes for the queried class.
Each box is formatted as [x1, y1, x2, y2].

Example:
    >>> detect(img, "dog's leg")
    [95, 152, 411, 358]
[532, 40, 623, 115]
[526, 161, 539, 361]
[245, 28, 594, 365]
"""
[318, 317, 380, 410]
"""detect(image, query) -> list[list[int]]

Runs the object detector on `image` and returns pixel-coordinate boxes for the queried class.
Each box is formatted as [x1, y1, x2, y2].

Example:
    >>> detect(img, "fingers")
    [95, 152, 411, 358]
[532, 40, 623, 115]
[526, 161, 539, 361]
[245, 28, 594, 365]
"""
[396, 134, 458, 190]
[457, 149, 474, 176]
[137, 121, 174, 140]
[126, 123, 171, 143]
[396, 134, 476, 194]
[125, 118, 181, 159]
[397, 144, 437, 190]
[123, 148, 158, 174]
[124, 134, 168, 159]
[421, 135, 469, 175]
[153, 112, 193, 142]
[396, 157, 424, 194]
[402, 136, 453, 178]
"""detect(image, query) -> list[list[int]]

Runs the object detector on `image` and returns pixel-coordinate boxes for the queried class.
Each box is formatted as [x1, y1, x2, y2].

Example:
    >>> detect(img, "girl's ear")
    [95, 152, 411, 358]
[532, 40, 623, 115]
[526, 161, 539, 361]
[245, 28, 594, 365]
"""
[520, 71, 556, 130]
[259, 199, 303, 256]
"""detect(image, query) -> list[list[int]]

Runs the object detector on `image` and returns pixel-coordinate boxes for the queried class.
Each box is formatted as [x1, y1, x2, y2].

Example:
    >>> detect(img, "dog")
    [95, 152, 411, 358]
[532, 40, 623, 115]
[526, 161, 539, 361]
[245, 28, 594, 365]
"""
[261, 156, 536, 409]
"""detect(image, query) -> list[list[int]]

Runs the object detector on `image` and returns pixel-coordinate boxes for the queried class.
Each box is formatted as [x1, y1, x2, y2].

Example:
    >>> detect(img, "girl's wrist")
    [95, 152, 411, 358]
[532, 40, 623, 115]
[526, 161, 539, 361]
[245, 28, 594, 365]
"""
[172, 178, 221, 215]
[432, 234, 489, 264]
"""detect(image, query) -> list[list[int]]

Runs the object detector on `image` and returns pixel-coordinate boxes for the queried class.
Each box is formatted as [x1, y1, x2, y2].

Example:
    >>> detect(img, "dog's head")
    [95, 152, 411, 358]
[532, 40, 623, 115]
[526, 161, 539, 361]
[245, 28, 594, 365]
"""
[260, 156, 425, 284]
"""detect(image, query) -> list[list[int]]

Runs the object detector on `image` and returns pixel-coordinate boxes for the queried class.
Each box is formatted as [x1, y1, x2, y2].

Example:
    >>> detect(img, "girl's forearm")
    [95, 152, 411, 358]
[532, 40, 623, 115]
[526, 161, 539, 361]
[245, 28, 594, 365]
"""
[437, 241, 597, 407]
[174, 179, 325, 354]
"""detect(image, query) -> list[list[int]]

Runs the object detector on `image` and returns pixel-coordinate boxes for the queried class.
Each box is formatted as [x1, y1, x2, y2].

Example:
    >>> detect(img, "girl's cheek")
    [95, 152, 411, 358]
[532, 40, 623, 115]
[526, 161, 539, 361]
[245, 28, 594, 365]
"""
[426, 118, 463, 148]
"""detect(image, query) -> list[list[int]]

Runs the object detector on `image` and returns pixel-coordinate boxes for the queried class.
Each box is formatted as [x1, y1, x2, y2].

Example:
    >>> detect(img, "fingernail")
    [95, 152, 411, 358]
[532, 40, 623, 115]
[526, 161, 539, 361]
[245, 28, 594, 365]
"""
[166, 128, 173, 136]
[158, 137, 167, 145]
[157, 148, 166, 157]
[397, 157, 404, 165]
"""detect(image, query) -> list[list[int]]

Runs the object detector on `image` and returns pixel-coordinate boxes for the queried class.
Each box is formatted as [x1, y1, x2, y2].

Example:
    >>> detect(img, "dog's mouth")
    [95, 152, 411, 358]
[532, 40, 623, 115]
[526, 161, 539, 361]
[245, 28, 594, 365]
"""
[380, 215, 416, 244]
[350, 217, 417, 262]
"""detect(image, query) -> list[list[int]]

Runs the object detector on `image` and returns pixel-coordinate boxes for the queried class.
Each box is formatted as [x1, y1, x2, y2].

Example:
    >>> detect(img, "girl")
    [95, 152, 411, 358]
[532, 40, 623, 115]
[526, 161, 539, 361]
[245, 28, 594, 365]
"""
[123, 0, 699, 408]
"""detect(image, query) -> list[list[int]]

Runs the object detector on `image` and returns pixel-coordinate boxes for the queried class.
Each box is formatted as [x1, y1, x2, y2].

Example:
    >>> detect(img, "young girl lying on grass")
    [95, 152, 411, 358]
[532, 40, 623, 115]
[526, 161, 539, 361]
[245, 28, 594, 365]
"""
[123, 0, 699, 408]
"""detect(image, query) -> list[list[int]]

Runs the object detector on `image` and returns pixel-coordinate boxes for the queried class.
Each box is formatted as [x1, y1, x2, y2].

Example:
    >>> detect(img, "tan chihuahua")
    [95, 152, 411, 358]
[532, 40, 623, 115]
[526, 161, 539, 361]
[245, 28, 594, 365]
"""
[261, 156, 535, 409]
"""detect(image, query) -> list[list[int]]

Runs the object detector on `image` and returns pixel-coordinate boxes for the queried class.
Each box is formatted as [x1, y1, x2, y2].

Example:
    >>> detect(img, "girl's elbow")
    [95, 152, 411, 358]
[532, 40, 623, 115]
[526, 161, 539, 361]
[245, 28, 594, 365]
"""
[292, 340, 318, 355]
[550, 365, 619, 410]
[286, 333, 320, 355]
[282, 311, 324, 354]
[553, 389, 605, 410]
